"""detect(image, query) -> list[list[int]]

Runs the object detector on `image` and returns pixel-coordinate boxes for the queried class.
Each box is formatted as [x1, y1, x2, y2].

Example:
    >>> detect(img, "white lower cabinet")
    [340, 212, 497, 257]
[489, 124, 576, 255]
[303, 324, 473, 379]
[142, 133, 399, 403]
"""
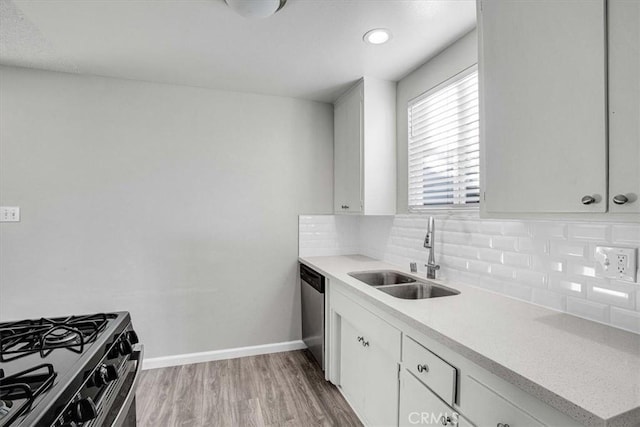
[332, 289, 400, 426]
[329, 280, 584, 427]
[461, 375, 544, 427]
[399, 370, 472, 427]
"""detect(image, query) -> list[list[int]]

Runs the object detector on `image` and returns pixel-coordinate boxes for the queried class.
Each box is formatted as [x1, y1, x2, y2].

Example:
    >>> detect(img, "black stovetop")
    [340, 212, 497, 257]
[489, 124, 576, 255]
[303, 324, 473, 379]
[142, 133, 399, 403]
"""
[0, 312, 131, 427]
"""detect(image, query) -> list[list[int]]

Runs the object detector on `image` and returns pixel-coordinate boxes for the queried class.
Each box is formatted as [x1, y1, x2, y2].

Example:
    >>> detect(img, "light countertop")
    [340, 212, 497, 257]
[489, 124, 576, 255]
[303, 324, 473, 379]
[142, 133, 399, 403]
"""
[299, 255, 640, 427]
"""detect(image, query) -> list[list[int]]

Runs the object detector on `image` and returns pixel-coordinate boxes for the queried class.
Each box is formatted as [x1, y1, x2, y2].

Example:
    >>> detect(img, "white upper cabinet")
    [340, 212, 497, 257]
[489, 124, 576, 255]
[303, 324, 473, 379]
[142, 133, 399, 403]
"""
[334, 77, 396, 215]
[480, 0, 609, 214]
[609, 0, 640, 214]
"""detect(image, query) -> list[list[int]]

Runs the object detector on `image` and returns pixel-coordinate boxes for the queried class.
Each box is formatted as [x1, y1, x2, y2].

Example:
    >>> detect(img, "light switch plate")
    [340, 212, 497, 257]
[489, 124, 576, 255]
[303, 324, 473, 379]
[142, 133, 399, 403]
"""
[594, 246, 638, 282]
[0, 207, 20, 222]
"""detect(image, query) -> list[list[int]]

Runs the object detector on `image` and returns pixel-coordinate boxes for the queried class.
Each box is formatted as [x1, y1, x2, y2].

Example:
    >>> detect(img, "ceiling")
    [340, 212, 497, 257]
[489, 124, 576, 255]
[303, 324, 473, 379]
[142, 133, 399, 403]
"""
[0, 0, 476, 102]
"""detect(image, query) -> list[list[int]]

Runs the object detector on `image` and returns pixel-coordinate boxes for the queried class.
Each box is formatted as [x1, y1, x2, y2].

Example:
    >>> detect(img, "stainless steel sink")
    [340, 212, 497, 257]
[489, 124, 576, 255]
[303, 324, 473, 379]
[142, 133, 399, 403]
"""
[348, 270, 416, 287]
[348, 270, 460, 300]
[376, 282, 460, 300]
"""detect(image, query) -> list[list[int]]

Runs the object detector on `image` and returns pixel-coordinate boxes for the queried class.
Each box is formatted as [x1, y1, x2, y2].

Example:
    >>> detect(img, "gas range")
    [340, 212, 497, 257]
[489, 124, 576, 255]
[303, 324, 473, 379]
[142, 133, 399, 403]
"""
[0, 312, 142, 427]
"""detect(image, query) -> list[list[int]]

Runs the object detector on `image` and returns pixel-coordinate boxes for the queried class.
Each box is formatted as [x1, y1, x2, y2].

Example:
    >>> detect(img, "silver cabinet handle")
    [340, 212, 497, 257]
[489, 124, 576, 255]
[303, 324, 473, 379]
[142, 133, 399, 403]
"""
[417, 364, 429, 373]
[439, 415, 453, 426]
[581, 195, 596, 205]
[357, 336, 369, 347]
[613, 194, 629, 205]
[497, 424, 510, 427]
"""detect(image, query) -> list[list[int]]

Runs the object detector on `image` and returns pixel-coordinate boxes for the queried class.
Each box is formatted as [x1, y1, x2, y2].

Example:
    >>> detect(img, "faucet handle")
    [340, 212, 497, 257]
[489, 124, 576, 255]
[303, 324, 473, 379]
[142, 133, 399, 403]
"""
[425, 263, 440, 270]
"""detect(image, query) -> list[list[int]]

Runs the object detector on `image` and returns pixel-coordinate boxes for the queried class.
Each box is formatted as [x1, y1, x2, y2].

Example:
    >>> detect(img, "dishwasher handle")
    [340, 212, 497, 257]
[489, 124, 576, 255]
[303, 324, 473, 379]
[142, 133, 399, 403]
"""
[300, 263, 325, 293]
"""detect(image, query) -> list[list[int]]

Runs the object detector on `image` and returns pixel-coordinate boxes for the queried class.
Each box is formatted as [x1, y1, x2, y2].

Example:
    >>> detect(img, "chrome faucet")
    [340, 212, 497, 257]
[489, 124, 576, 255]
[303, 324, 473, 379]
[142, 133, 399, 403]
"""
[423, 217, 440, 279]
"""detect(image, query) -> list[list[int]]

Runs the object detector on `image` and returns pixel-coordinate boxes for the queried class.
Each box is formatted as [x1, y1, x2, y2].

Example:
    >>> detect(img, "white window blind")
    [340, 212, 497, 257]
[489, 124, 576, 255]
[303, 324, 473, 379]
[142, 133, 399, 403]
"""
[408, 67, 480, 211]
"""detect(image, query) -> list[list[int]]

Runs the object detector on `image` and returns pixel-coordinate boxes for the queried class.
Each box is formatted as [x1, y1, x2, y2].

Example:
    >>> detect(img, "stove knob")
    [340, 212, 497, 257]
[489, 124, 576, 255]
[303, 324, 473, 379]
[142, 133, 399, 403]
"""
[118, 338, 133, 356]
[71, 397, 97, 423]
[92, 364, 119, 387]
[126, 330, 139, 345]
[104, 364, 119, 383]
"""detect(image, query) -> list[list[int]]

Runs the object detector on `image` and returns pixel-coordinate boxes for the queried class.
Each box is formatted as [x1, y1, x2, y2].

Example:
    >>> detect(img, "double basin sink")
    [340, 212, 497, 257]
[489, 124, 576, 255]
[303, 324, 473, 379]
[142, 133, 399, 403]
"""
[347, 270, 460, 300]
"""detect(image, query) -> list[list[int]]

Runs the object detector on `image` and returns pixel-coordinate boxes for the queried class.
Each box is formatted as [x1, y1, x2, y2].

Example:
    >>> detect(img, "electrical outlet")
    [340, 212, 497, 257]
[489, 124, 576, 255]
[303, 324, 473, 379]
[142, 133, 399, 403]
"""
[595, 246, 637, 282]
[0, 207, 20, 222]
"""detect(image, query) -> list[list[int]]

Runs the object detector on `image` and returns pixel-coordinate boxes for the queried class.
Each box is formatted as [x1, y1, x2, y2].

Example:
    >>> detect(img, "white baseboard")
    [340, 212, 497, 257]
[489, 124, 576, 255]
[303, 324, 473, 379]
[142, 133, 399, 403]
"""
[141, 340, 307, 370]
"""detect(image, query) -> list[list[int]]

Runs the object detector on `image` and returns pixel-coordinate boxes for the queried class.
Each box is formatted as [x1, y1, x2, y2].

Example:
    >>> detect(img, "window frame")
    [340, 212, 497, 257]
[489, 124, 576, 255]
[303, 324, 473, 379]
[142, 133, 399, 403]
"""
[407, 64, 480, 214]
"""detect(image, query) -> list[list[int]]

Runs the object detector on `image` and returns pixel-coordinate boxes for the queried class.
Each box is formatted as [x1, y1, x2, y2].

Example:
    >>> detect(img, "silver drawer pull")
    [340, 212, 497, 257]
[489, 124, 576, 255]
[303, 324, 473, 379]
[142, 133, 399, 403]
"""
[581, 195, 596, 205]
[439, 415, 453, 426]
[417, 364, 429, 373]
[497, 423, 510, 427]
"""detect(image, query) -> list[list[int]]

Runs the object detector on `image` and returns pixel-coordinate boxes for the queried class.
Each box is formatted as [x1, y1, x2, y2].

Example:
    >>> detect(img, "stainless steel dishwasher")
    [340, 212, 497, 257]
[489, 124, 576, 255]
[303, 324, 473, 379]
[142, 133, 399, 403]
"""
[300, 263, 325, 370]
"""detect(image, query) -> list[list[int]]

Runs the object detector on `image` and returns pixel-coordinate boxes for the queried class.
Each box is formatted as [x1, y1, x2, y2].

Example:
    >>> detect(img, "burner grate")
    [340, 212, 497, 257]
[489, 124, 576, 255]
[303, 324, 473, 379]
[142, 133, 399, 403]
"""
[0, 314, 111, 361]
[0, 364, 57, 427]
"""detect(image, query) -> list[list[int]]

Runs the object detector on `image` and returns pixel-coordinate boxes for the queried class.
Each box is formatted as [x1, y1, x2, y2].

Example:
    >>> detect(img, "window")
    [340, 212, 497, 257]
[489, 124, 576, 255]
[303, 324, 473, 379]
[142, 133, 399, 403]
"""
[408, 66, 479, 211]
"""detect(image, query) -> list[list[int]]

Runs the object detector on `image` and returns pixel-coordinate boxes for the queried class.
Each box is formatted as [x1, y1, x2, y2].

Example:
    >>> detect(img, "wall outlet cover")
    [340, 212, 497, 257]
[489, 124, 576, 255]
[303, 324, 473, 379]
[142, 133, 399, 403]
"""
[0, 207, 20, 222]
[594, 246, 638, 283]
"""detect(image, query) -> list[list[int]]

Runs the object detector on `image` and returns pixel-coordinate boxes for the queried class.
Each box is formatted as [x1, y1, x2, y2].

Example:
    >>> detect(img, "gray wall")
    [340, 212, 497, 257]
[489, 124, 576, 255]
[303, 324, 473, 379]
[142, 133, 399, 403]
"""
[0, 66, 334, 358]
[396, 29, 478, 213]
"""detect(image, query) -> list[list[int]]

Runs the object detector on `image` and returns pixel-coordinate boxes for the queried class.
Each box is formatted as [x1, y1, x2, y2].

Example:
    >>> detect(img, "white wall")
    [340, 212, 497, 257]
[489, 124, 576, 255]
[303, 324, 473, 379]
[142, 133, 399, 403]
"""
[396, 29, 478, 213]
[0, 66, 334, 358]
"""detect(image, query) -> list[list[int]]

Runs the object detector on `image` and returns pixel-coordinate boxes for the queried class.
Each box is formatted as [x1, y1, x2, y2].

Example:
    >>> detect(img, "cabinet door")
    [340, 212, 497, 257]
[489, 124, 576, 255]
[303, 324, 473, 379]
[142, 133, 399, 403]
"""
[339, 317, 366, 416]
[399, 370, 464, 427]
[463, 376, 544, 427]
[334, 83, 363, 214]
[480, 0, 607, 213]
[609, 0, 640, 214]
[365, 344, 399, 427]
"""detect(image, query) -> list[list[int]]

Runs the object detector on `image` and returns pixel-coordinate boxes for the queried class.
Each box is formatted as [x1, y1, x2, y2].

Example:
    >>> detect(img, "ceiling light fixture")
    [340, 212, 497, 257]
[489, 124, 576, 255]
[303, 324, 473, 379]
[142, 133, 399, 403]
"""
[224, 0, 287, 19]
[363, 28, 392, 45]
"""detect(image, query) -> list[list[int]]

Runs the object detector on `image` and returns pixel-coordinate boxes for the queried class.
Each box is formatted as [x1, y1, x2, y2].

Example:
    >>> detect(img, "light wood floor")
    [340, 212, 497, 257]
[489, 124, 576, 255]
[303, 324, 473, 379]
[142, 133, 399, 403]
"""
[135, 350, 363, 427]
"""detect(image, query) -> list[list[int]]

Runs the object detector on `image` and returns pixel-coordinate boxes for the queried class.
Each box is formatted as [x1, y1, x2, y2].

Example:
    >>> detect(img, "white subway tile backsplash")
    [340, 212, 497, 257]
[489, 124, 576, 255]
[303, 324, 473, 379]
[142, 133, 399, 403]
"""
[568, 224, 610, 242]
[532, 288, 566, 311]
[441, 219, 478, 233]
[550, 241, 587, 258]
[566, 262, 597, 278]
[299, 214, 640, 334]
[491, 236, 518, 251]
[478, 221, 503, 235]
[610, 308, 640, 334]
[586, 281, 636, 309]
[502, 252, 531, 268]
[501, 222, 530, 236]
[470, 234, 492, 247]
[514, 269, 547, 289]
[467, 260, 491, 274]
[531, 222, 567, 239]
[612, 225, 640, 244]
[490, 264, 516, 279]
[441, 231, 471, 245]
[548, 277, 585, 296]
[440, 255, 468, 270]
[566, 297, 609, 323]
[501, 282, 533, 301]
[477, 248, 503, 263]
[532, 256, 565, 273]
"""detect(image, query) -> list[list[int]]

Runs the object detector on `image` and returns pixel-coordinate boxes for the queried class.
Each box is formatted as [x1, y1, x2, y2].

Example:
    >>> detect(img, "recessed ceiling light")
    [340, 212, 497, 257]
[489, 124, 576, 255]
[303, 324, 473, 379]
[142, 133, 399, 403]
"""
[363, 28, 392, 45]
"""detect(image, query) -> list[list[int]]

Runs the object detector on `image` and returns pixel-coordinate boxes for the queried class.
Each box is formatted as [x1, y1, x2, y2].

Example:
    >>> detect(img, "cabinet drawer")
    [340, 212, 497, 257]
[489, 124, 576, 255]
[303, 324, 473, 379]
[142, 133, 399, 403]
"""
[403, 335, 457, 405]
[332, 289, 401, 360]
[400, 370, 471, 427]
[463, 375, 544, 427]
